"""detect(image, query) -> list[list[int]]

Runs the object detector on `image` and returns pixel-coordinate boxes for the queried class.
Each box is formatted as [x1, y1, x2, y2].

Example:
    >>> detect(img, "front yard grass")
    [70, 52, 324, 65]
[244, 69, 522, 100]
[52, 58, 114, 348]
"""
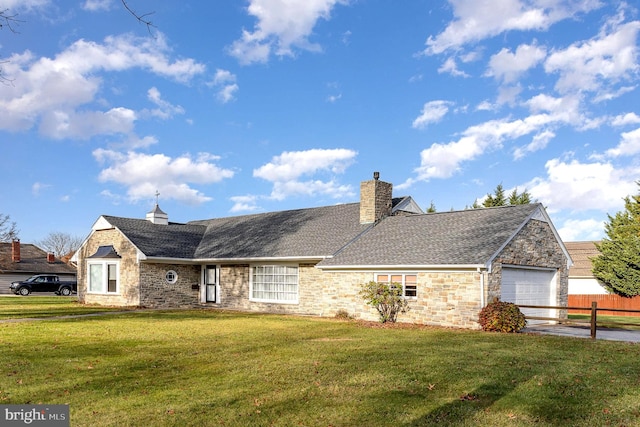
[1, 306, 640, 426]
[0, 296, 129, 320]
[569, 313, 640, 330]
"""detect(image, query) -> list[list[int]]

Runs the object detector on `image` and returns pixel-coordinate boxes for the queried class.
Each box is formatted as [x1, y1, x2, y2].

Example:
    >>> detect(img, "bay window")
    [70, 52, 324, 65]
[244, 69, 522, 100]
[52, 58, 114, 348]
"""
[88, 261, 119, 294]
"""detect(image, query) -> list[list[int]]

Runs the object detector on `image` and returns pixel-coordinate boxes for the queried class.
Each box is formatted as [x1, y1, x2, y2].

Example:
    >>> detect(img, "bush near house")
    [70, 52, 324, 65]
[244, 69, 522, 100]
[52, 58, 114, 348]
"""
[359, 280, 409, 323]
[479, 300, 527, 333]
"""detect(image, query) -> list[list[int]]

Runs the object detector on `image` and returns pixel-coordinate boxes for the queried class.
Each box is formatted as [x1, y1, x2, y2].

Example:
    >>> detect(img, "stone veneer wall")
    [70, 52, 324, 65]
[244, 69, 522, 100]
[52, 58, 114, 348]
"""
[487, 219, 569, 318]
[317, 270, 483, 328]
[78, 228, 141, 306]
[211, 263, 483, 329]
[138, 263, 201, 308]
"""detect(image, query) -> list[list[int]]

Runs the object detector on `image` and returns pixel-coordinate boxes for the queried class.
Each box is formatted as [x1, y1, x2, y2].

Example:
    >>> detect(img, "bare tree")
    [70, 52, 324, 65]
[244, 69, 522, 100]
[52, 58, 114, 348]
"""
[0, 8, 22, 32]
[0, 2, 154, 82]
[36, 232, 83, 258]
[121, 0, 156, 34]
[0, 213, 19, 242]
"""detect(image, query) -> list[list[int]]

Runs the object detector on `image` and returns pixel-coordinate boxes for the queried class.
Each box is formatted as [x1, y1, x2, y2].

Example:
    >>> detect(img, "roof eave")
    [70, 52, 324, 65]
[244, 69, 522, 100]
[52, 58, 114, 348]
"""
[140, 255, 329, 264]
[317, 264, 486, 271]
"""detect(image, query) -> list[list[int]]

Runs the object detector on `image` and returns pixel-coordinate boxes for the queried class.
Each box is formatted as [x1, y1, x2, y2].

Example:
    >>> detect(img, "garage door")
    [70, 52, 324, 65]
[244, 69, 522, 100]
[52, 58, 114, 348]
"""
[501, 267, 557, 325]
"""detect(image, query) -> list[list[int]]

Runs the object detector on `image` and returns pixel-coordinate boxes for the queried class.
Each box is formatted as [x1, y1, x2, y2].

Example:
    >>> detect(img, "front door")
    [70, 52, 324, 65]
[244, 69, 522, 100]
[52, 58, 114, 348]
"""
[205, 265, 217, 303]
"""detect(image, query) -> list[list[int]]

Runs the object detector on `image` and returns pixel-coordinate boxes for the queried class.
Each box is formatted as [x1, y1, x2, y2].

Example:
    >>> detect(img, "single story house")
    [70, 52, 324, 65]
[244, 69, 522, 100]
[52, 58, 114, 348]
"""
[565, 241, 608, 295]
[73, 173, 571, 328]
[0, 240, 77, 293]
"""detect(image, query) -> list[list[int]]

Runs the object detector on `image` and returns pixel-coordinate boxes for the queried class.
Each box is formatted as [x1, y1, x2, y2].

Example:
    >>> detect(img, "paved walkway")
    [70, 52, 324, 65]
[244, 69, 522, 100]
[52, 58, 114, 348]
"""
[524, 324, 640, 343]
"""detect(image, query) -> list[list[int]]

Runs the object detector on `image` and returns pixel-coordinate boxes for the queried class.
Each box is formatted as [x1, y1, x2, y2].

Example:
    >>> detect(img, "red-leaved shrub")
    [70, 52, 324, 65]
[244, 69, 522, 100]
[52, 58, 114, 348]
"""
[478, 300, 526, 333]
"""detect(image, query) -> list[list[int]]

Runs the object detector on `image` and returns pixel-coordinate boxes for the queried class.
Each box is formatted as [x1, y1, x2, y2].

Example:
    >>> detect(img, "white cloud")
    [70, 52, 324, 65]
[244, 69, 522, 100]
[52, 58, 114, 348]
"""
[611, 112, 640, 126]
[513, 129, 555, 159]
[230, 195, 260, 213]
[93, 149, 235, 205]
[423, 0, 602, 55]
[39, 107, 137, 140]
[3, 0, 49, 10]
[209, 69, 239, 103]
[525, 158, 638, 212]
[253, 148, 357, 200]
[486, 43, 547, 83]
[32, 182, 51, 196]
[545, 20, 640, 94]
[144, 87, 185, 119]
[407, 112, 566, 183]
[0, 34, 205, 138]
[228, 0, 348, 64]
[82, 0, 112, 11]
[557, 218, 605, 242]
[438, 57, 469, 77]
[605, 127, 640, 157]
[412, 100, 454, 129]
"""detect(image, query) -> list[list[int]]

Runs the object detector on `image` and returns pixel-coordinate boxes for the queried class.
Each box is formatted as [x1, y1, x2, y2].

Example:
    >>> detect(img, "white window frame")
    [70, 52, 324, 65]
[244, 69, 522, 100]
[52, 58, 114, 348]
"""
[87, 261, 120, 294]
[250, 264, 299, 304]
[375, 273, 418, 298]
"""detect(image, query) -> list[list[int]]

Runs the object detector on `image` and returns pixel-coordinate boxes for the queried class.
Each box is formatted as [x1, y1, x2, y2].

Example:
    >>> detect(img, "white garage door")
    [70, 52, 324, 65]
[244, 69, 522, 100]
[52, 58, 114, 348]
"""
[501, 267, 557, 325]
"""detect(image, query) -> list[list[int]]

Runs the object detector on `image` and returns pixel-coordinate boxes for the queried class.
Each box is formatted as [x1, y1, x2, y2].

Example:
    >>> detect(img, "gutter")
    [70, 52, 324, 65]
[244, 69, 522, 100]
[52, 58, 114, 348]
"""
[317, 264, 486, 271]
[138, 255, 328, 264]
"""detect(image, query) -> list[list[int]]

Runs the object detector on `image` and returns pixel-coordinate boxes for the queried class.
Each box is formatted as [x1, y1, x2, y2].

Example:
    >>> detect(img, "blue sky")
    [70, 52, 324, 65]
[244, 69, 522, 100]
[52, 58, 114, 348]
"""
[1, 0, 639, 245]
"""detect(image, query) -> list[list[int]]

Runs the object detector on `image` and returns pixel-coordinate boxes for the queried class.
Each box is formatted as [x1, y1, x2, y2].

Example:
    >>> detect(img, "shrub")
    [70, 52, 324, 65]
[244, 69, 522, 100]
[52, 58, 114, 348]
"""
[359, 281, 409, 323]
[478, 300, 526, 333]
[334, 309, 354, 320]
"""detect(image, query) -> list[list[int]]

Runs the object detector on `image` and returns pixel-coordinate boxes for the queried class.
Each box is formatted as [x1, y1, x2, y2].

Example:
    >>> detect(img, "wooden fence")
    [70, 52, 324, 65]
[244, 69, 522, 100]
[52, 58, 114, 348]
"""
[518, 302, 640, 339]
[568, 294, 640, 317]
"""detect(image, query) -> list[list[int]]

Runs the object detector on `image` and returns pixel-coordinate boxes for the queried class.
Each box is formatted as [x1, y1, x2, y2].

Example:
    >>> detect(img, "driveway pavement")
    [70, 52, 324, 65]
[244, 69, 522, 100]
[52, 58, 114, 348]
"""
[524, 324, 640, 343]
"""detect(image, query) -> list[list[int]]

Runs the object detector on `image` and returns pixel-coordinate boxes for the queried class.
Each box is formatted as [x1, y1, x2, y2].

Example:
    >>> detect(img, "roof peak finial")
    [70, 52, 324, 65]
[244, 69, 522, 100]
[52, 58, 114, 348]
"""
[155, 190, 160, 205]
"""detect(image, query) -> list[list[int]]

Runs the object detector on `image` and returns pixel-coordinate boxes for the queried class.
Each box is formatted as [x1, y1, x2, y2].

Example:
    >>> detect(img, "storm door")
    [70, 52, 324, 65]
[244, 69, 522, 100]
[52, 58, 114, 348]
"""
[205, 265, 217, 303]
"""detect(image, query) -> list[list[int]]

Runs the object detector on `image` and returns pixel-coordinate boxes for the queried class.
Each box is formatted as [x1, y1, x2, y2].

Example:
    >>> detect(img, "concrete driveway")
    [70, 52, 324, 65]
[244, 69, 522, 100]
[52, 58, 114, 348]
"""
[524, 324, 640, 343]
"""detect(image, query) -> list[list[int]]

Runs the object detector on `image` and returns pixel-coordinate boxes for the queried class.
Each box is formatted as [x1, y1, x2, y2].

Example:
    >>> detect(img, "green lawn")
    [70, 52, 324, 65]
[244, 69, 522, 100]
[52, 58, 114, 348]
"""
[0, 296, 129, 319]
[1, 299, 640, 426]
[568, 313, 640, 330]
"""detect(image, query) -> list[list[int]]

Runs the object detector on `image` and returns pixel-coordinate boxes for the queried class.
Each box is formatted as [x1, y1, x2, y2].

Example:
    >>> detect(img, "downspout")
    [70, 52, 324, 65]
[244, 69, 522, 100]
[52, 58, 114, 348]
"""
[478, 267, 485, 308]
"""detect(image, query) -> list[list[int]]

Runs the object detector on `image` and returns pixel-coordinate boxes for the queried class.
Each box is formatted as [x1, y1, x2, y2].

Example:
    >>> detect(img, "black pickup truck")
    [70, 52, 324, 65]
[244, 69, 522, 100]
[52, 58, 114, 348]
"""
[10, 274, 77, 296]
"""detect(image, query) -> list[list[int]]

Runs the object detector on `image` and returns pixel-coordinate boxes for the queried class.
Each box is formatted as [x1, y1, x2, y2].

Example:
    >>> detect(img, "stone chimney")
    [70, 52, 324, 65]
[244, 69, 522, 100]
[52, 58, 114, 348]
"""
[11, 239, 20, 262]
[146, 204, 169, 225]
[360, 171, 393, 224]
[47, 253, 55, 263]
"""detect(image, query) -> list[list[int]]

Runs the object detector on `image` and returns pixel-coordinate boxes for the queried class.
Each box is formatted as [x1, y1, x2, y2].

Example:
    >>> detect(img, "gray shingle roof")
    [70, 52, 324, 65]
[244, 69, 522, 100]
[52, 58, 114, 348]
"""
[102, 216, 207, 258]
[102, 202, 545, 266]
[0, 243, 77, 274]
[317, 203, 542, 267]
[189, 203, 369, 259]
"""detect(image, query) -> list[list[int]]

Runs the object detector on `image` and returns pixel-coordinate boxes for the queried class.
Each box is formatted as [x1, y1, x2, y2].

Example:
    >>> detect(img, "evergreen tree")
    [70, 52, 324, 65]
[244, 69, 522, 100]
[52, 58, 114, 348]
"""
[509, 187, 531, 205]
[592, 185, 640, 297]
[426, 201, 436, 213]
[483, 184, 507, 207]
[472, 184, 533, 208]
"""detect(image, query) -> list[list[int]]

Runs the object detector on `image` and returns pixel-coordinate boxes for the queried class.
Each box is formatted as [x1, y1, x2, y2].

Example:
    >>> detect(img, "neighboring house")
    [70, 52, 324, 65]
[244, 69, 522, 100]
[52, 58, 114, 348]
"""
[565, 241, 608, 295]
[0, 240, 77, 292]
[73, 173, 571, 328]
